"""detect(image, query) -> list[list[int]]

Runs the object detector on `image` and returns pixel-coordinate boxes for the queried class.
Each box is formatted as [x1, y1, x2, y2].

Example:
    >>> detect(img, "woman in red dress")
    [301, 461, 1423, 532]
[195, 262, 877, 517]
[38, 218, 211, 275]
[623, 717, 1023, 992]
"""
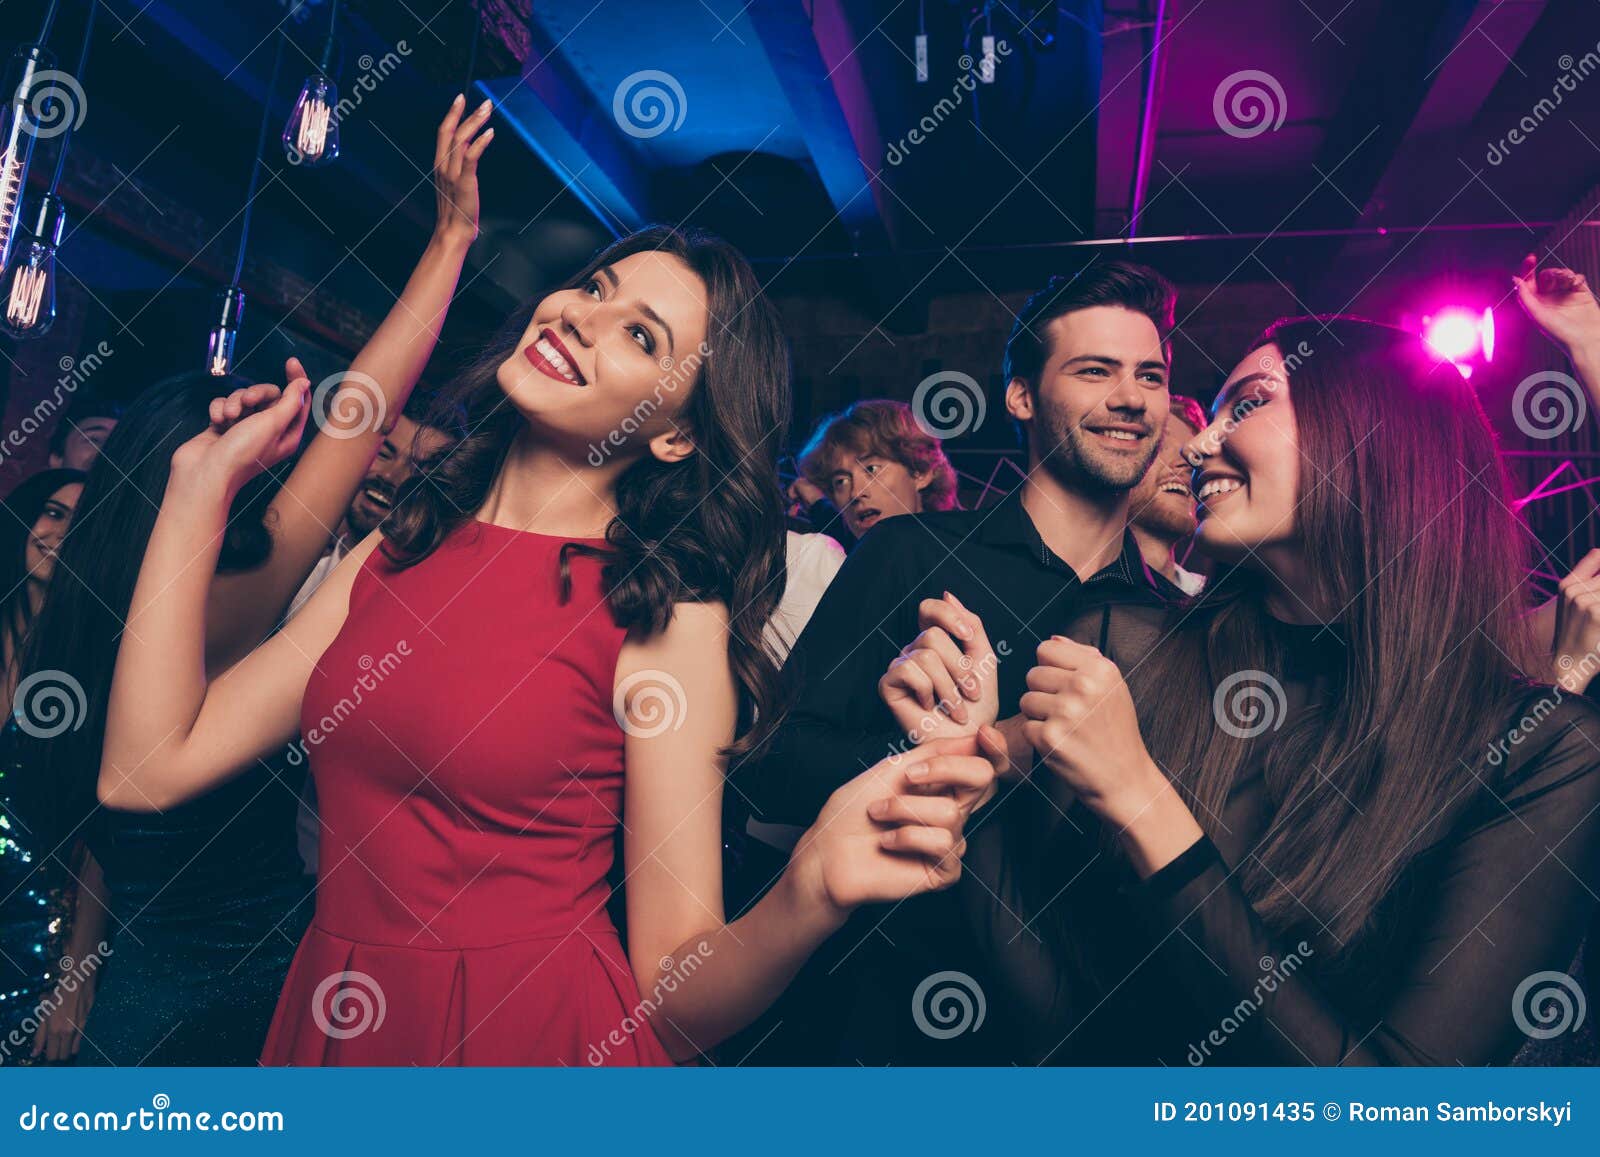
[98, 213, 998, 1065]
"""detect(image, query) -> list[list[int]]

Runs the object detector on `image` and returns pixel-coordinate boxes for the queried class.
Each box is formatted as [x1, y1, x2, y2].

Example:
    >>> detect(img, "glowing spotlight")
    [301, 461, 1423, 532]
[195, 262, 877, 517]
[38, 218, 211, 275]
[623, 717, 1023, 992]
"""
[1423, 309, 1482, 362]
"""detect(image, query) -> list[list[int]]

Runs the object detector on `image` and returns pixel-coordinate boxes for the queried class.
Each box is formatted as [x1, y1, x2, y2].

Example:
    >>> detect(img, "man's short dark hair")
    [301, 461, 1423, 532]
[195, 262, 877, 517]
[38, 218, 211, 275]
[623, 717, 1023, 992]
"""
[1002, 260, 1178, 389]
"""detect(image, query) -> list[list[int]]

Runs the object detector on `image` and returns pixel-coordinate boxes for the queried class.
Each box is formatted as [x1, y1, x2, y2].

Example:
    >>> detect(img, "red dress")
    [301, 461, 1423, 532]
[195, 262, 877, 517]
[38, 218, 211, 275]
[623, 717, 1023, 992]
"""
[260, 520, 676, 1066]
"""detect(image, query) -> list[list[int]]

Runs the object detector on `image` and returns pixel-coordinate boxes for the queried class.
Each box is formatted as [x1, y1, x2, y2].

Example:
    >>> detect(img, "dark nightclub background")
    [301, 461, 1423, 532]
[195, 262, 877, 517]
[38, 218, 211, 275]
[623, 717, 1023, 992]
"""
[3, 0, 1600, 591]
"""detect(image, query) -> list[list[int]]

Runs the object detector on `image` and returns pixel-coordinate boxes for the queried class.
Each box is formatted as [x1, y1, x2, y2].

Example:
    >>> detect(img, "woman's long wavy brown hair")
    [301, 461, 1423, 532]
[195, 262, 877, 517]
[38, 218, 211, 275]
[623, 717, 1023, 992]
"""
[381, 225, 792, 761]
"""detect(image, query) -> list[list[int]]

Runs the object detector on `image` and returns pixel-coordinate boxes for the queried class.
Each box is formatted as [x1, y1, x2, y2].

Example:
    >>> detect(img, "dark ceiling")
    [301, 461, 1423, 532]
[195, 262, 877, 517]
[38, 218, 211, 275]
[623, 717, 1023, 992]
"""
[4, 0, 1599, 363]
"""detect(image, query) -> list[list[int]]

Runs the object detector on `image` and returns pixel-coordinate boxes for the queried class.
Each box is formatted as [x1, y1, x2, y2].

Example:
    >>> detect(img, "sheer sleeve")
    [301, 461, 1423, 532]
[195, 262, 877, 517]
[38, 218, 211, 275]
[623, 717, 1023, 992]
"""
[1139, 696, 1600, 1065]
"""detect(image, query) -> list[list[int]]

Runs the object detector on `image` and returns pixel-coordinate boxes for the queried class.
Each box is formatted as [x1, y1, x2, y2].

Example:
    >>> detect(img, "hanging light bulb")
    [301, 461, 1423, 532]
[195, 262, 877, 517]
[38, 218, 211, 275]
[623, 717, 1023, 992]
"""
[0, 194, 64, 338]
[283, 73, 338, 166]
[206, 287, 245, 377]
[0, 45, 56, 274]
[283, 0, 340, 167]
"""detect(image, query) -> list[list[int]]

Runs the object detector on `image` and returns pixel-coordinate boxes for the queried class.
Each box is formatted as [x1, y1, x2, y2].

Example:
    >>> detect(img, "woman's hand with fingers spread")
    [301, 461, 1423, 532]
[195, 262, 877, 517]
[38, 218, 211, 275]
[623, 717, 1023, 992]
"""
[790, 736, 996, 920]
[433, 94, 494, 246]
[1514, 254, 1600, 354]
[878, 591, 1000, 743]
[1553, 548, 1600, 692]
[171, 358, 312, 497]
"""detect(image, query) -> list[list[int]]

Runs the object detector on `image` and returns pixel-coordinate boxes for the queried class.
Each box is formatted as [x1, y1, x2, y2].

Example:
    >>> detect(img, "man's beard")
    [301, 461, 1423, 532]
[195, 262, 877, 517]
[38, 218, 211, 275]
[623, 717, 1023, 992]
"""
[1131, 493, 1197, 541]
[1034, 413, 1160, 496]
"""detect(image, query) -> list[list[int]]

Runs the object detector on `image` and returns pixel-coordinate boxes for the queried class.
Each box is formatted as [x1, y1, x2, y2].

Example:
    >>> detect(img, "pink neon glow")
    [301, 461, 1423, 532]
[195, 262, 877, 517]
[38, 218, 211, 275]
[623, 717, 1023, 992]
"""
[1423, 309, 1482, 362]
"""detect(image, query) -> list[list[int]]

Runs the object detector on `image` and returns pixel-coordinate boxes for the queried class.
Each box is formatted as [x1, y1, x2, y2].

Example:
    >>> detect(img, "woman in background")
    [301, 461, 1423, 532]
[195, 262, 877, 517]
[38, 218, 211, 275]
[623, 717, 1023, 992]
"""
[0, 467, 109, 1065]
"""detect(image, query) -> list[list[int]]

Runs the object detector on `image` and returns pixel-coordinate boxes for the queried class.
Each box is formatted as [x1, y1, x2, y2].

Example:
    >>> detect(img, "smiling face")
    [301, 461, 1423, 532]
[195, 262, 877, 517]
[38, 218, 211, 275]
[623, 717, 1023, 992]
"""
[825, 451, 929, 538]
[1007, 305, 1170, 493]
[495, 251, 710, 461]
[24, 481, 81, 587]
[1184, 342, 1301, 565]
[1130, 411, 1199, 541]
[347, 414, 456, 539]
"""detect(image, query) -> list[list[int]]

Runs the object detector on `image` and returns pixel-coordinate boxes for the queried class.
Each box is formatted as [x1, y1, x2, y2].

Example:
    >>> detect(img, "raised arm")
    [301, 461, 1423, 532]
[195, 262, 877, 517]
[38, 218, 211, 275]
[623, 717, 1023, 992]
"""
[100, 379, 379, 813]
[203, 97, 493, 669]
[616, 602, 996, 1061]
[1513, 253, 1600, 410]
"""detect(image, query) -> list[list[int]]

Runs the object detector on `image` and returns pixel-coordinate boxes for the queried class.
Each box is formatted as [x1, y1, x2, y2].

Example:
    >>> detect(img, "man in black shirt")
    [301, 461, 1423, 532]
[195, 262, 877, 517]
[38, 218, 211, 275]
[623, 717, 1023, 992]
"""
[731, 261, 1184, 1064]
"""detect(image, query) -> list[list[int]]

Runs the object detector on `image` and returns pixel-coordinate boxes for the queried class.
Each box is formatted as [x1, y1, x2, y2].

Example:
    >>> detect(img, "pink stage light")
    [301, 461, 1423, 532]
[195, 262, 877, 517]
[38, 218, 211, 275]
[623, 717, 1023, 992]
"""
[1423, 309, 1483, 362]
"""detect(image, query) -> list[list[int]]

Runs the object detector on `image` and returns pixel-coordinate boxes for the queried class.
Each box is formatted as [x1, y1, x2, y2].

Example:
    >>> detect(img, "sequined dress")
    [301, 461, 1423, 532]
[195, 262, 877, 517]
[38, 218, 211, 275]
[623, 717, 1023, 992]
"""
[0, 716, 73, 1066]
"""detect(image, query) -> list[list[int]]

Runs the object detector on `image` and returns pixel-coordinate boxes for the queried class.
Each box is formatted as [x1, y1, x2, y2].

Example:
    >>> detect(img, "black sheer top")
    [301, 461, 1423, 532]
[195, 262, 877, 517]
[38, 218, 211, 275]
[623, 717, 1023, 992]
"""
[962, 611, 1600, 1065]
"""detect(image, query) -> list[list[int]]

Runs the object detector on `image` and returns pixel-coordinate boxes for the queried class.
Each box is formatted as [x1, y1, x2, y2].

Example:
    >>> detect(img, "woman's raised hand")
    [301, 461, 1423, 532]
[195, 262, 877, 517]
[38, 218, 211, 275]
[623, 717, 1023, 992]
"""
[791, 734, 999, 917]
[171, 357, 311, 496]
[433, 94, 494, 245]
[1514, 254, 1600, 354]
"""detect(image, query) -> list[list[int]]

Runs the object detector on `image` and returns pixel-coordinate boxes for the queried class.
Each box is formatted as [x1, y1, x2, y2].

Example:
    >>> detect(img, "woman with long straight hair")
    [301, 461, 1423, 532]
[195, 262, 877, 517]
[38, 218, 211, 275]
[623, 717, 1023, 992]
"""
[934, 317, 1600, 1064]
[19, 96, 497, 1065]
[0, 467, 109, 1066]
[98, 223, 990, 1066]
